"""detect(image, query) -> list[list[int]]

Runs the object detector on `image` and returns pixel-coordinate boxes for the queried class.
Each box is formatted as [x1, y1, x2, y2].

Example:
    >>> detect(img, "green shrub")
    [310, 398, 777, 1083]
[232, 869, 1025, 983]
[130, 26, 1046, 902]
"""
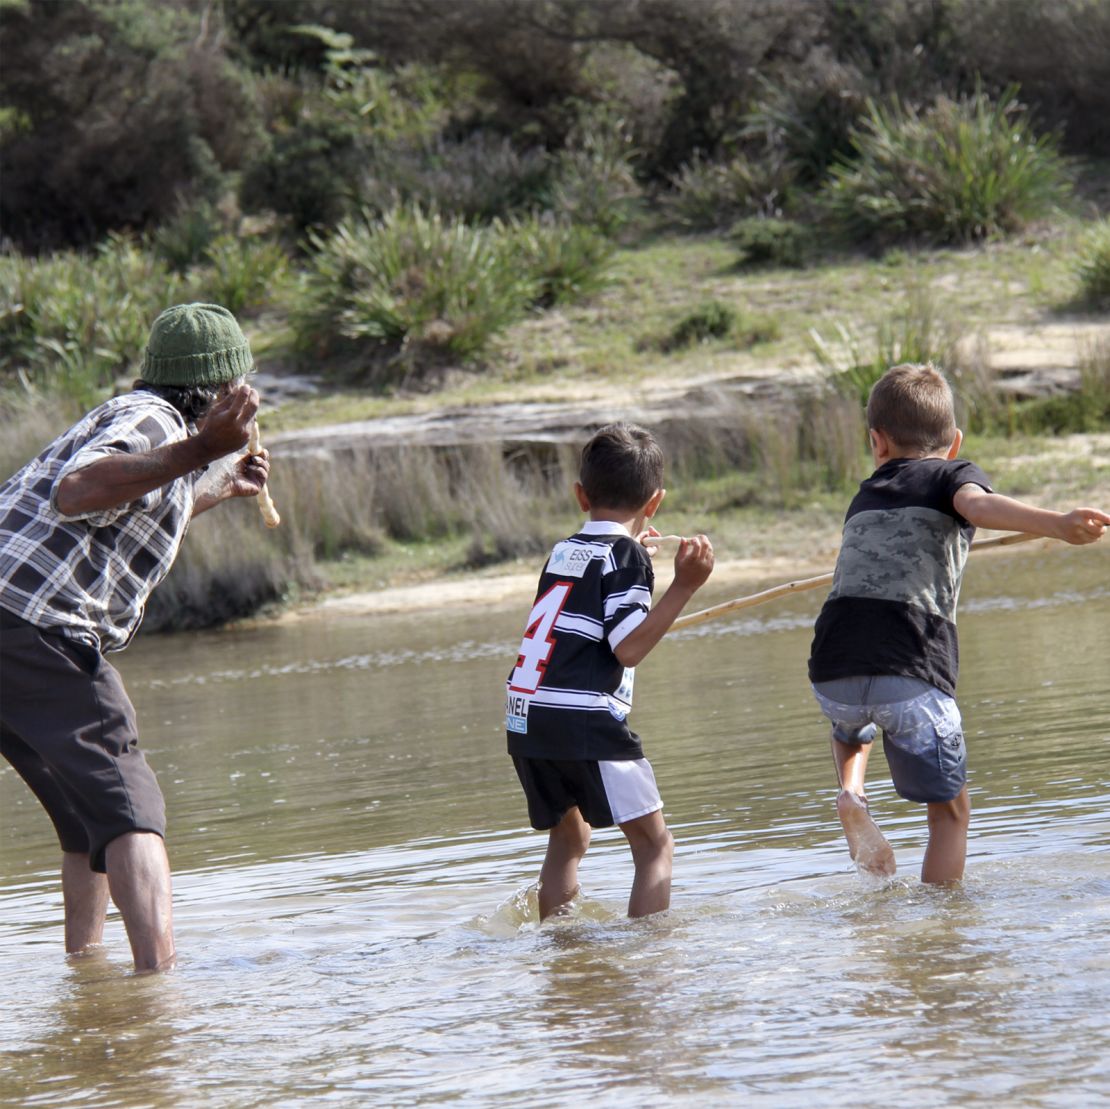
[743, 62, 871, 187]
[199, 235, 292, 316]
[823, 86, 1069, 246]
[509, 218, 614, 309]
[153, 201, 225, 273]
[550, 110, 642, 237]
[0, 235, 189, 406]
[1076, 219, 1110, 309]
[730, 217, 809, 268]
[294, 205, 537, 387]
[663, 154, 791, 230]
[664, 301, 736, 349]
[240, 109, 365, 232]
[0, 0, 255, 250]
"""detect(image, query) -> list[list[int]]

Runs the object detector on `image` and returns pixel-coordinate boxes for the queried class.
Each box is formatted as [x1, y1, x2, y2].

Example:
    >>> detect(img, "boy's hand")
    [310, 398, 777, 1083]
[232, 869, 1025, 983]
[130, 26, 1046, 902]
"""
[673, 534, 714, 591]
[1058, 507, 1110, 544]
[637, 525, 663, 556]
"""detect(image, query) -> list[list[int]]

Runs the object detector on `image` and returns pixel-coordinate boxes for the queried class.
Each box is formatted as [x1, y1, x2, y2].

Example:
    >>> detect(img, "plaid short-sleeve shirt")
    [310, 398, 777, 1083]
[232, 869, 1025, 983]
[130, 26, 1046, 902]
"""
[0, 391, 198, 652]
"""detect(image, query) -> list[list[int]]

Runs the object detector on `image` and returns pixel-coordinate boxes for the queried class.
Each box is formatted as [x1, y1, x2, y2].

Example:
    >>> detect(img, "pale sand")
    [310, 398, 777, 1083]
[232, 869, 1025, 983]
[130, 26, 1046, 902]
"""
[280, 551, 842, 623]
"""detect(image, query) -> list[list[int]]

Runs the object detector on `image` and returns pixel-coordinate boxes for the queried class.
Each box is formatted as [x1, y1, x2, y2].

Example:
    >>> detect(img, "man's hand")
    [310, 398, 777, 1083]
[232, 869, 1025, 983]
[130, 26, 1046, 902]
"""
[192, 449, 271, 516]
[195, 385, 259, 460]
[673, 534, 714, 591]
[229, 449, 271, 499]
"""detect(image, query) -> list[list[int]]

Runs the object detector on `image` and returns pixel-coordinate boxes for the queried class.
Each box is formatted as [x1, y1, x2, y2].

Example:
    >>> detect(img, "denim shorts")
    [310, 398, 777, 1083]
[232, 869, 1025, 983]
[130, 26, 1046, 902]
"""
[811, 675, 967, 804]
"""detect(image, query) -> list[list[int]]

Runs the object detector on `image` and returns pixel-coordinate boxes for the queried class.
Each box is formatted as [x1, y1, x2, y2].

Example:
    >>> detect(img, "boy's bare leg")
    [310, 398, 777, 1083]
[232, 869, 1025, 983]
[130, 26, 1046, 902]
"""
[831, 739, 896, 877]
[104, 831, 176, 972]
[922, 787, 971, 884]
[621, 809, 674, 918]
[61, 852, 109, 953]
[538, 808, 591, 920]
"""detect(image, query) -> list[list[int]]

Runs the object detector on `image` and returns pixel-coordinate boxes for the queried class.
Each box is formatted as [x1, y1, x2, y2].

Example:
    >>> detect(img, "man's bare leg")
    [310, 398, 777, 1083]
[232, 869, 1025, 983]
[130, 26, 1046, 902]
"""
[104, 832, 176, 972]
[621, 809, 673, 918]
[922, 788, 970, 884]
[832, 738, 896, 877]
[62, 852, 109, 953]
[538, 808, 591, 920]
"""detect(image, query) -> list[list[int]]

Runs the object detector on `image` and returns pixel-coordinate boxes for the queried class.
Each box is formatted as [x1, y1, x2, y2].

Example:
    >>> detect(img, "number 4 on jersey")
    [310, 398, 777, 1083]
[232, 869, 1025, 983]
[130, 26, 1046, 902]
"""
[509, 581, 572, 694]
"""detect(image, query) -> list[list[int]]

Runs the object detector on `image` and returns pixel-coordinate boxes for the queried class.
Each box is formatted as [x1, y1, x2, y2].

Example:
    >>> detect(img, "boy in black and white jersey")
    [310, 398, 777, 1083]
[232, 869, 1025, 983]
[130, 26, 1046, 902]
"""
[506, 423, 714, 919]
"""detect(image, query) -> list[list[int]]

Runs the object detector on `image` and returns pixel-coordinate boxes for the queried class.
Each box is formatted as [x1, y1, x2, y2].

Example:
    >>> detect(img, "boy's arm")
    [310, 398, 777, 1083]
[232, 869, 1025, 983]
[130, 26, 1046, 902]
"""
[614, 535, 714, 668]
[953, 484, 1110, 545]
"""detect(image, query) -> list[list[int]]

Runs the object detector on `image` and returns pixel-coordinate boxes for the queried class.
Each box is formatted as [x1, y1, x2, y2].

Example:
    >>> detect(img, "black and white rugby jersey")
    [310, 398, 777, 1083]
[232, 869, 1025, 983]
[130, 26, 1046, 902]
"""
[506, 520, 653, 760]
[809, 456, 992, 696]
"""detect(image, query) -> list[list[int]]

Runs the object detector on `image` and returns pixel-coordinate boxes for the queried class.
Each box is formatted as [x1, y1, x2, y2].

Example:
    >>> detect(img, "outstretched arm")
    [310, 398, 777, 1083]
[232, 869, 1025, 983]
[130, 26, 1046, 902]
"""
[614, 535, 714, 667]
[953, 484, 1110, 545]
[55, 386, 260, 518]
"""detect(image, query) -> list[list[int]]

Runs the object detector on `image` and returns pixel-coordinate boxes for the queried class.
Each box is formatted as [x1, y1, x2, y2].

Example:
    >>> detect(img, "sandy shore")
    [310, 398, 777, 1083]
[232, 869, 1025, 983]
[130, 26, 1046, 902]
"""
[274, 523, 1074, 626]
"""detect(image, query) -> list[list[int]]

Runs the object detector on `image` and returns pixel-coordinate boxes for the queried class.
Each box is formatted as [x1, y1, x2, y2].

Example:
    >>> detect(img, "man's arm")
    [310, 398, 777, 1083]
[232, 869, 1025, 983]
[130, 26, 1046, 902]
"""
[953, 484, 1110, 545]
[55, 386, 260, 518]
[614, 535, 714, 668]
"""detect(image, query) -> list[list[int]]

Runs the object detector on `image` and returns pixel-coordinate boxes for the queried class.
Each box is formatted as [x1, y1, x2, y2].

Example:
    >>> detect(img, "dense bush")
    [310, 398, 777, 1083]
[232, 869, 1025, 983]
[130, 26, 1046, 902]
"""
[548, 110, 643, 236]
[240, 106, 366, 233]
[742, 56, 872, 188]
[950, 0, 1110, 155]
[199, 235, 292, 316]
[0, 0, 258, 251]
[509, 219, 614, 309]
[662, 154, 791, 230]
[730, 217, 809, 268]
[294, 204, 618, 386]
[1075, 220, 1110, 310]
[294, 206, 539, 387]
[822, 87, 1069, 247]
[0, 235, 190, 406]
[665, 301, 737, 349]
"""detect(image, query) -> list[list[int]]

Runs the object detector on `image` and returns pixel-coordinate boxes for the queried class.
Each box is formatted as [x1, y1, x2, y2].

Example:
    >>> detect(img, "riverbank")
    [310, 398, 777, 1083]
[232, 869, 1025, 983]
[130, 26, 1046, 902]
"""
[275, 428, 1110, 624]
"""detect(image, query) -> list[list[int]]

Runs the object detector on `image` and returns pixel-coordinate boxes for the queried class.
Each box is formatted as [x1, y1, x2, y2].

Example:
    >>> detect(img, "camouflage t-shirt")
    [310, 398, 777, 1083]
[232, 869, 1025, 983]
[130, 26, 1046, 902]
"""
[808, 457, 992, 696]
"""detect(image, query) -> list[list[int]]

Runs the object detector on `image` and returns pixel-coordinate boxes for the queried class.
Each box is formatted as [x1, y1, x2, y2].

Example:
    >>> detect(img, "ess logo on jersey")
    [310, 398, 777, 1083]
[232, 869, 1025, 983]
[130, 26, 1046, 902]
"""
[546, 543, 593, 579]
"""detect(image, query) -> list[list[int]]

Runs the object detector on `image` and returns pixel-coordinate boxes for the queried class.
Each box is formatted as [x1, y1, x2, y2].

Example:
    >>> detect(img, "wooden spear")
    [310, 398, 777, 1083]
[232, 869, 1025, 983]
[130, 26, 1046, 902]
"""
[643, 532, 1039, 632]
[247, 421, 281, 528]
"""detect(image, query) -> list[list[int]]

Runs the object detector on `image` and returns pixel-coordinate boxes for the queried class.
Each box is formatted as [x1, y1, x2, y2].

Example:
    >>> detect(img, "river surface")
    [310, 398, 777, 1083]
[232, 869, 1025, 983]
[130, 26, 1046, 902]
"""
[2, 544, 1108, 1107]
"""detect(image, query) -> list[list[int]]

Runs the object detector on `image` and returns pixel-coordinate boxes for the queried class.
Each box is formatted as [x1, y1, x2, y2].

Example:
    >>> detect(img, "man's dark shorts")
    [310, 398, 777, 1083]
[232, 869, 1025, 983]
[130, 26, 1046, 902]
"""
[0, 609, 165, 872]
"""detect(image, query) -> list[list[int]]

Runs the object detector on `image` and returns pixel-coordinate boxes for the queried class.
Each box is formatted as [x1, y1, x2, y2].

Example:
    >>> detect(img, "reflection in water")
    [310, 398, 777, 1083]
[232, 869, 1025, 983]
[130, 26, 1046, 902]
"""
[3, 954, 189, 1107]
[1, 546, 1108, 1105]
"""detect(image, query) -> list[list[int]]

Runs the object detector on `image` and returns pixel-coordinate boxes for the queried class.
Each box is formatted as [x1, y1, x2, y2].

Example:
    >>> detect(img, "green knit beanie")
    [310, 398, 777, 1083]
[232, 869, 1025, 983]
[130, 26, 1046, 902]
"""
[140, 303, 254, 387]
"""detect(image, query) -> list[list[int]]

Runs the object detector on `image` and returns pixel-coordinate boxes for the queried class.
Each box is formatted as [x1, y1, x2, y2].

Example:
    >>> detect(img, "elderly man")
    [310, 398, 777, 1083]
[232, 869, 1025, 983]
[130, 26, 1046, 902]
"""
[0, 303, 272, 971]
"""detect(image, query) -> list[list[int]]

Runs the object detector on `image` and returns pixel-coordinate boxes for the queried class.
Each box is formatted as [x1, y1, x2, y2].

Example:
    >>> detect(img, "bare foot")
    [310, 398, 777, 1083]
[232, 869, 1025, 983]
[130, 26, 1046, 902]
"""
[836, 790, 896, 877]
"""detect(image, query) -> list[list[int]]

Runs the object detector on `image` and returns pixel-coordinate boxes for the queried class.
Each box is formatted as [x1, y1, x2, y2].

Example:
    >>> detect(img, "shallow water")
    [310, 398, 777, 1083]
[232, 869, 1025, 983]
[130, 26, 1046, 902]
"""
[2, 544, 1108, 1107]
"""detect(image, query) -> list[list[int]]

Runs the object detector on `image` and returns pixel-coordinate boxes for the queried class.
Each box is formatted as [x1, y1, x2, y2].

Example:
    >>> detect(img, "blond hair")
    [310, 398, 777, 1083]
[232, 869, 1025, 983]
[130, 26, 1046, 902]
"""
[866, 363, 956, 453]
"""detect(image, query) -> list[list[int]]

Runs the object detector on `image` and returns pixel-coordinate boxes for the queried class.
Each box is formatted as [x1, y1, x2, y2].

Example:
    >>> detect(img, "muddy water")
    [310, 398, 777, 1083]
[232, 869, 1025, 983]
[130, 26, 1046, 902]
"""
[2, 545, 1108, 1107]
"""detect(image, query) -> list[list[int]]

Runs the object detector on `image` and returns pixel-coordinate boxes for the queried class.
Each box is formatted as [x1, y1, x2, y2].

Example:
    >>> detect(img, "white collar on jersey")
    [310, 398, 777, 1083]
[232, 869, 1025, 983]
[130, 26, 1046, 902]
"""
[578, 519, 632, 537]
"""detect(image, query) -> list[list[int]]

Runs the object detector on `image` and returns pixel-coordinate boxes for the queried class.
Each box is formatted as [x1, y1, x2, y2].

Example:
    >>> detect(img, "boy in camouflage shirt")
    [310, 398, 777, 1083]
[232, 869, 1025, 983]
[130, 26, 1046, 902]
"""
[808, 363, 1108, 883]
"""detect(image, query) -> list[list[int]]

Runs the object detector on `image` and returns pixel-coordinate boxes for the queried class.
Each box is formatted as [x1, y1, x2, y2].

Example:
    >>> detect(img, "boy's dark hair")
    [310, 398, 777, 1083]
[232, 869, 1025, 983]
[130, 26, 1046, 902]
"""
[866, 363, 957, 454]
[580, 422, 664, 510]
